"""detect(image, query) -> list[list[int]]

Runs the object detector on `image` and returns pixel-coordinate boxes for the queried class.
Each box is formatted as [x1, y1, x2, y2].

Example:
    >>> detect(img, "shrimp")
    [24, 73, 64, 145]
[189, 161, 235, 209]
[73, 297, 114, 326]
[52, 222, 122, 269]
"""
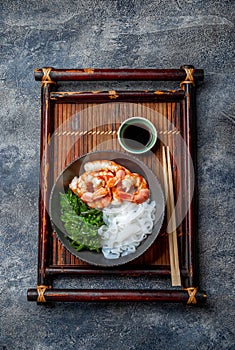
[69, 160, 150, 208]
[69, 170, 114, 209]
[84, 160, 131, 177]
[84, 192, 112, 209]
[114, 173, 150, 204]
[70, 172, 104, 197]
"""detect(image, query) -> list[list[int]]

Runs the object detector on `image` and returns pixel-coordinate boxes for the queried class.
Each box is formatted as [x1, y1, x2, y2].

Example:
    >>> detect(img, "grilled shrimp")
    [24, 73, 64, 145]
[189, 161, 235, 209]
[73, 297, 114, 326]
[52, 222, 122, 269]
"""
[84, 160, 123, 172]
[69, 160, 150, 208]
[69, 170, 114, 209]
[114, 173, 150, 204]
[84, 160, 130, 178]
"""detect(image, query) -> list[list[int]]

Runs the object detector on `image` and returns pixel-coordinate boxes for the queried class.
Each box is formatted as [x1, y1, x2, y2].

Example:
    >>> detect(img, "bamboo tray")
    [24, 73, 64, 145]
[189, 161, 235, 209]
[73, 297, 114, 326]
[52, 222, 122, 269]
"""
[27, 66, 206, 304]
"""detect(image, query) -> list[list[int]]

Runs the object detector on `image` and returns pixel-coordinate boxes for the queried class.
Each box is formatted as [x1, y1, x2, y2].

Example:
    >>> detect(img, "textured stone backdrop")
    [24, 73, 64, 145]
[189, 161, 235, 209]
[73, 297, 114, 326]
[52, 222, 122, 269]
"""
[0, 1, 234, 349]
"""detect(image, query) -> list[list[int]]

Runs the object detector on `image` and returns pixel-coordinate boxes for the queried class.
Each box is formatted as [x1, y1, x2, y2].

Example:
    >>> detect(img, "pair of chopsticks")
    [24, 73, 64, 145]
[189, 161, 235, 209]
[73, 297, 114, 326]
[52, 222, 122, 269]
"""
[162, 146, 181, 286]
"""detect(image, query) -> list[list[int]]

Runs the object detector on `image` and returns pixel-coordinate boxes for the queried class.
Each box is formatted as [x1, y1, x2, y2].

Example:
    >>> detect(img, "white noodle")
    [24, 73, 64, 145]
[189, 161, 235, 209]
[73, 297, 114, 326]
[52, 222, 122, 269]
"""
[98, 200, 156, 259]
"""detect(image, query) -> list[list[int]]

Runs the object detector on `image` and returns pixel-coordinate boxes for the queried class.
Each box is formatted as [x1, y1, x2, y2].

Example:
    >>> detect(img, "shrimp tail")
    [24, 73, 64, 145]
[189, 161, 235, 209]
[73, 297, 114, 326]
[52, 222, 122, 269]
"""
[132, 188, 150, 204]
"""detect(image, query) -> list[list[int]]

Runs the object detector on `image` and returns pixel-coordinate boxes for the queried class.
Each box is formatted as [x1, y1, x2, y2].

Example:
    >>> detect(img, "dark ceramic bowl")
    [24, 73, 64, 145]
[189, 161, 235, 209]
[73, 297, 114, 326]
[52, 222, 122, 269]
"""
[49, 151, 165, 267]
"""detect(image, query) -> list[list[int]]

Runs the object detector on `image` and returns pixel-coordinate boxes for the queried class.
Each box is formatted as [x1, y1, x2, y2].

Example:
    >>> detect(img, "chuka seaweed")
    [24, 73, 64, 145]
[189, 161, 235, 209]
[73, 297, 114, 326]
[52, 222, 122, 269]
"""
[59, 189, 104, 252]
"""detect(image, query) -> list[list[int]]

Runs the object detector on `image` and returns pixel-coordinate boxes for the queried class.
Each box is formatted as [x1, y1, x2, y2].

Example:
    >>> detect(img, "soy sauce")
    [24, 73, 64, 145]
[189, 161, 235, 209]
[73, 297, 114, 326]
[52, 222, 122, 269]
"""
[123, 124, 151, 149]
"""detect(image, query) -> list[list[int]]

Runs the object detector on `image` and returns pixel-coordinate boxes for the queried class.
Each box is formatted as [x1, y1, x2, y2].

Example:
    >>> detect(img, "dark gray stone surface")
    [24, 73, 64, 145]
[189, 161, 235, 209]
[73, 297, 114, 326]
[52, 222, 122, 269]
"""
[0, 1, 234, 349]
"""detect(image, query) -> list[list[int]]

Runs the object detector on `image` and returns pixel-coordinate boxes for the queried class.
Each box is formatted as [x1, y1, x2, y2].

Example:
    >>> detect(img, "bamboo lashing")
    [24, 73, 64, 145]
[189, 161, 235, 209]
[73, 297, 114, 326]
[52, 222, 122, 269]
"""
[36, 285, 51, 302]
[41, 67, 55, 85]
[180, 67, 195, 87]
[53, 128, 180, 137]
[183, 287, 198, 305]
[162, 146, 181, 286]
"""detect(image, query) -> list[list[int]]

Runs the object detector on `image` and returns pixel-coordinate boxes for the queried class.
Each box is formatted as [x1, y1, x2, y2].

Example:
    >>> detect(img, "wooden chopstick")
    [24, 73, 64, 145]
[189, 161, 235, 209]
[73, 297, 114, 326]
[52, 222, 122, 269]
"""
[162, 146, 181, 286]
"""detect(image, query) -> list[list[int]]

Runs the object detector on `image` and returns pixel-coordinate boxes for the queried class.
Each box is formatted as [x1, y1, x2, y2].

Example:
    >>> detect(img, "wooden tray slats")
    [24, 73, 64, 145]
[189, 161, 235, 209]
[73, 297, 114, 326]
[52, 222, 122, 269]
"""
[49, 100, 183, 270]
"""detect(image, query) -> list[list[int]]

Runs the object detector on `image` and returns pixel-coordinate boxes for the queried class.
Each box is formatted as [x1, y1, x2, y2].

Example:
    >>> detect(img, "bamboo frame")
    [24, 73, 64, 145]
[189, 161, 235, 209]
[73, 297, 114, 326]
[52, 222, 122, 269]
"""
[34, 67, 204, 82]
[27, 288, 206, 303]
[50, 90, 185, 103]
[27, 66, 206, 305]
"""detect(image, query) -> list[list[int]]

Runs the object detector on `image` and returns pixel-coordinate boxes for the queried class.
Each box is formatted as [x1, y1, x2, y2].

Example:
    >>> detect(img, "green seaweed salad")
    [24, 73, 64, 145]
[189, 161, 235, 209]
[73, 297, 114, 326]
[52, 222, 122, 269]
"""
[59, 189, 105, 252]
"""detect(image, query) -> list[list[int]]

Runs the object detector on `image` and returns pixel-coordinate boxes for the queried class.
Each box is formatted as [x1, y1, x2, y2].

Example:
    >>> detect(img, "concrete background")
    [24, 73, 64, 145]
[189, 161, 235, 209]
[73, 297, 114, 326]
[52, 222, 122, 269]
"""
[0, 1, 234, 349]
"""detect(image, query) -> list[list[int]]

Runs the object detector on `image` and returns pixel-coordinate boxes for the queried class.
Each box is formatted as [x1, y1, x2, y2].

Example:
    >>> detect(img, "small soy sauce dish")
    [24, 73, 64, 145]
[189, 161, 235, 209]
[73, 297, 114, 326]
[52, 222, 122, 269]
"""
[118, 117, 157, 154]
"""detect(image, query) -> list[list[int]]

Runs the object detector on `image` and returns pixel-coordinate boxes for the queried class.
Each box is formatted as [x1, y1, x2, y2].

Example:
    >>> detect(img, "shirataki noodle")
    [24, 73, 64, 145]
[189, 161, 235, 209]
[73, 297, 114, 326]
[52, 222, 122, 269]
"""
[98, 200, 156, 259]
